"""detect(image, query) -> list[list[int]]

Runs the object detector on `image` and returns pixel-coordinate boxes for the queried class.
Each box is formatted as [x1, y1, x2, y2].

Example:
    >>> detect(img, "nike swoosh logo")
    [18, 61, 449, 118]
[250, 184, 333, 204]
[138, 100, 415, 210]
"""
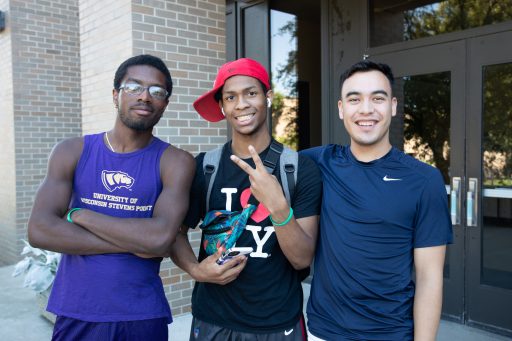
[383, 175, 402, 181]
[284, 328, 293, 336]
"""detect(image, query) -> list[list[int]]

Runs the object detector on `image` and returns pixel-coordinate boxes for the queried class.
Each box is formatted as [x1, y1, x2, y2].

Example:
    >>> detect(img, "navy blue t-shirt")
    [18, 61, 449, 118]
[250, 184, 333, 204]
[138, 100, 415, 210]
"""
[301, 145, 453, 340]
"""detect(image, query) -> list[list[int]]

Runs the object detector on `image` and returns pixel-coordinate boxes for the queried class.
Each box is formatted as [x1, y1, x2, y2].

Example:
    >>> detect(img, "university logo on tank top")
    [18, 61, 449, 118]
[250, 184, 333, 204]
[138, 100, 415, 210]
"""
[73, 134, 166, 217]
[101, 170, 135, 192]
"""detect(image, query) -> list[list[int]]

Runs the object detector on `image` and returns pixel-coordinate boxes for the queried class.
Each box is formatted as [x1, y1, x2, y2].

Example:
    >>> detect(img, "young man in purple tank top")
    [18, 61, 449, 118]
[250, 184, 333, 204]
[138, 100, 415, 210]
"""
[28, 54, 195, 340]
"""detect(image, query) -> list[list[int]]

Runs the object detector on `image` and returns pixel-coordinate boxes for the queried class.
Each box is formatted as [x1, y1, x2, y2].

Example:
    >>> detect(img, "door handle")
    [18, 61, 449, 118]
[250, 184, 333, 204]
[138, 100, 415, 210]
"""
[450, 177, 461, 225]
[466, 178, 478, 227]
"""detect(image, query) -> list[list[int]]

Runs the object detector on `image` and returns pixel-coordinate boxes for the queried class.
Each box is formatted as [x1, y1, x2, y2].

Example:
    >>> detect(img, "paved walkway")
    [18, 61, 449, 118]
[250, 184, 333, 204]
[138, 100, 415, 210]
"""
[1, 265, 509, 340]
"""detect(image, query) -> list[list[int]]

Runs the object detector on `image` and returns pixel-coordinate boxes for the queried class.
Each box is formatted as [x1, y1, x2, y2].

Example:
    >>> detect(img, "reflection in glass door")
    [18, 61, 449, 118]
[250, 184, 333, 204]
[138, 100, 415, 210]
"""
[270, 9, 298, 150]
[269, 0, 321, 151]
[466, 31, 512, 332]
[481, 63, 512, 292]
[401, 72, 451, 184]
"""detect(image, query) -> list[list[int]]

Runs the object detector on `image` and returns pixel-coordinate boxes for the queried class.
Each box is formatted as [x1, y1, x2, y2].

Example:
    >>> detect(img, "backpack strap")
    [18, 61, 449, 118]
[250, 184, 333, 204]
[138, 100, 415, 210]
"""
[278, 145, 306, 281]
[203, 143, 227, 212]
[263, 139, 283, 174]
[203, 140, 298, 210]
[279, 146, 298, 204]
[265, 140, 298, 206]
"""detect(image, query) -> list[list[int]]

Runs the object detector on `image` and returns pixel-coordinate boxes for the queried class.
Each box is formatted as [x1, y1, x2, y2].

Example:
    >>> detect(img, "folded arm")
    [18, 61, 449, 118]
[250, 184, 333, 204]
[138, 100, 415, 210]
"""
[28, 138, 126, 255]
[71, 146, 195, 256]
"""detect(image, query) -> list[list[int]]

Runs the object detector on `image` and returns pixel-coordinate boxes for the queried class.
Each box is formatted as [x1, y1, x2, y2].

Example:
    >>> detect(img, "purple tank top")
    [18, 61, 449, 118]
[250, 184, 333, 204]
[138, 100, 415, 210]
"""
[47, 133, 173, 323]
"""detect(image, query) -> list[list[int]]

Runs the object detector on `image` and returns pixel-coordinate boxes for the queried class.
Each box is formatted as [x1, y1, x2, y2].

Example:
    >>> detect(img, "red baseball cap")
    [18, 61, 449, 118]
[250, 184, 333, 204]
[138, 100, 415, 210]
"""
[193, 58, 270, 122]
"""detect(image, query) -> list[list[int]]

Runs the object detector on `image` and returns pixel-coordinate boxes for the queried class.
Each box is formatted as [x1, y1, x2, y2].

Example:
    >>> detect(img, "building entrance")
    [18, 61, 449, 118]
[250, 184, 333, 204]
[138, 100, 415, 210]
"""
[371, 30, 512, 335]
[227, 0, 512, 334]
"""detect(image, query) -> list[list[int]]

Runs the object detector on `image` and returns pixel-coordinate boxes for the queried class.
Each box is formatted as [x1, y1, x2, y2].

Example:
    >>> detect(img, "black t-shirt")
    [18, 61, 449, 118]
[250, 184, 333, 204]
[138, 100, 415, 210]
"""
[184, 141, 322, 333]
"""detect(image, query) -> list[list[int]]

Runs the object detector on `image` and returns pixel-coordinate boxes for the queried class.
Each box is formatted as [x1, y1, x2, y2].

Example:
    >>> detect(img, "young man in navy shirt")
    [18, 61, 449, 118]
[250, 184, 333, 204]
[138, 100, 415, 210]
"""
[302, 60, 453, 341]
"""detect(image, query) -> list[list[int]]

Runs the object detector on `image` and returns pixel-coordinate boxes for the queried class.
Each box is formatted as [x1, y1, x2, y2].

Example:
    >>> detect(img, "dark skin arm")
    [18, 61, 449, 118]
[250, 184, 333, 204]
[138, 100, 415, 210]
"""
[28, 138, 126, 254]
[71, 145, 195, 256]
[170, 225, 248, 285]
[230, 145, 319, 269]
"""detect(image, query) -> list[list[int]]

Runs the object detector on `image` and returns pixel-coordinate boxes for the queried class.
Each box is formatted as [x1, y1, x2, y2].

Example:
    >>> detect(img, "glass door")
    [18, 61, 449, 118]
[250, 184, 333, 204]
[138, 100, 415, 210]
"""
[466, 30, 512, 332]
[372, 31, 512, 333]
[370, 41, 466, 321]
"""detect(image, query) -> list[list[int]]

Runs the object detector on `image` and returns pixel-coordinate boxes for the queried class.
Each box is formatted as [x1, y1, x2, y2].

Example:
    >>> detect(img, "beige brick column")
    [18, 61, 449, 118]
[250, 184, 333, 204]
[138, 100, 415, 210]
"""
[80, 0, 228, 316]
[0, 0, 81, 265]
[130, 0, 228, 317]
[79, 0, 133, 134]
[0, 0, 16, 265]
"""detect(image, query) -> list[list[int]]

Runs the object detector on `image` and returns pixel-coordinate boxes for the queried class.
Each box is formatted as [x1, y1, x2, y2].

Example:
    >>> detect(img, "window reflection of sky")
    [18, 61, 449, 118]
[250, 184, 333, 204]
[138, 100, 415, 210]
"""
[271, 10, 296, 96]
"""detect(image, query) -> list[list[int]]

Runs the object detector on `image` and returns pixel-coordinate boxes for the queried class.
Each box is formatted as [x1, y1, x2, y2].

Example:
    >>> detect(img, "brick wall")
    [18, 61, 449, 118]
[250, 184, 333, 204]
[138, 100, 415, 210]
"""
[79, 0, 132, 134]
[130, 0, 227, 316]
[0, 0, 81, 265]
[1, 0, 227, 317]
[131, 0, 228, 153]
[0, 0, 17, 265]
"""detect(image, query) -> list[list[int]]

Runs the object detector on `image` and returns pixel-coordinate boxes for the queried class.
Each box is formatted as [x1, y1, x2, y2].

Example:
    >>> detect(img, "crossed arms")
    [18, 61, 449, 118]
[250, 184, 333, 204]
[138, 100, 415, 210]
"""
[28, 137, 195, 257]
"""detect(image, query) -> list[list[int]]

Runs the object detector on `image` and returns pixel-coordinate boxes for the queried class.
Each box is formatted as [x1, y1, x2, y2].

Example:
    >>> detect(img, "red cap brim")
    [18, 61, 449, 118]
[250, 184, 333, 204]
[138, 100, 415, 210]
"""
[193, 58, 270, 123]
[193, 86, 224, 122]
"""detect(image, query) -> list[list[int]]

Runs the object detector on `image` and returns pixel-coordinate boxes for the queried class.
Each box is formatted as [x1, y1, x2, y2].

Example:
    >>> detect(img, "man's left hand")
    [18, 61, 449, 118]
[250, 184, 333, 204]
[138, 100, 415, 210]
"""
[230, 145, 288, 214]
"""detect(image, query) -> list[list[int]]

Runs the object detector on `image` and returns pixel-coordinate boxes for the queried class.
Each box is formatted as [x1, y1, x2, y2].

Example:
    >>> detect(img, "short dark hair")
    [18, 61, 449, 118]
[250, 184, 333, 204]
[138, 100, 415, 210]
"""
[339, 60, 394, 95]
[213, 80, 269, 102]
[113, 54, 173, 99]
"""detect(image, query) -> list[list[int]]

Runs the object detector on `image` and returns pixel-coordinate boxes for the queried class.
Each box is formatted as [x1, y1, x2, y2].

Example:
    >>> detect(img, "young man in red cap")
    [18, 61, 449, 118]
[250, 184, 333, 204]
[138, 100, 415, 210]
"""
[170, 58, 322, 340]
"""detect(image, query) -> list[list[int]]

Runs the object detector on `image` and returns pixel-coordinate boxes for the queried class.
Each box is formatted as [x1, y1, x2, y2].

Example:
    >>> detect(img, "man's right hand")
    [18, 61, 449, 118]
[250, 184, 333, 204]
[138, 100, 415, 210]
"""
[192, 248, 248, 285]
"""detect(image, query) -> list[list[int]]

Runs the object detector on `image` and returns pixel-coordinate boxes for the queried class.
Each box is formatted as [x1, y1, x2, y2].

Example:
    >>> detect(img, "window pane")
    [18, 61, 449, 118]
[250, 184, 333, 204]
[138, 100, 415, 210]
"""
[481, 62, 512, 290]
[370, 0, 512, 47]
[393, 72, 451, 184]
[271, 10, 298, 150]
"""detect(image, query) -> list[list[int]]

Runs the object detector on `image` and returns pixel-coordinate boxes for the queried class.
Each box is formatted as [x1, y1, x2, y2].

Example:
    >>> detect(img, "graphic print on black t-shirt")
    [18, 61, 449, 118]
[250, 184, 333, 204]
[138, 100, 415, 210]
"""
[214, 182, 275, 258]
[183, 141, 322, 333]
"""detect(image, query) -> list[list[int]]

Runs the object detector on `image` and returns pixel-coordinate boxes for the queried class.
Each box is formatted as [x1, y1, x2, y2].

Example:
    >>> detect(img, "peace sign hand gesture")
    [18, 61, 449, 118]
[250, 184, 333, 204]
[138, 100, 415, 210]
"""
[230, 145, 288, 216]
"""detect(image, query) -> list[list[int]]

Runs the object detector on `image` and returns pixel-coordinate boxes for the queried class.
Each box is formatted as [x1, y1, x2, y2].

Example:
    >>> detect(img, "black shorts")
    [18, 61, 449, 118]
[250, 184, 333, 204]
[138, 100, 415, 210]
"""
[189, 316, 307, 341]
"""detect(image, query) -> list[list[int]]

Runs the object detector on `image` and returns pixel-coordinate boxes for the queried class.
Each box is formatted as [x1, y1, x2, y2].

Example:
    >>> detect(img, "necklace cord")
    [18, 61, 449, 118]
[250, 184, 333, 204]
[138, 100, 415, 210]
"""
[105, 132, 115, 152]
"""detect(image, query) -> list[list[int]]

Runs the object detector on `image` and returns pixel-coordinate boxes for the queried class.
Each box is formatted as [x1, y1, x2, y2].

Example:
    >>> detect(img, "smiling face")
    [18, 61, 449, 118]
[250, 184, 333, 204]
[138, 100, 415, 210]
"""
[113, 64, 169, 132]
[339, 70, 397, 158]
[219, 75, 271, 139]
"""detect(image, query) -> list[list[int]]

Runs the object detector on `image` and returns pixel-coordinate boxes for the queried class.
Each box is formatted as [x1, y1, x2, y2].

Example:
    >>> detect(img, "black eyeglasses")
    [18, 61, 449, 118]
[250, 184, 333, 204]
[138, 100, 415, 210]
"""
[119, 83, 168, 100]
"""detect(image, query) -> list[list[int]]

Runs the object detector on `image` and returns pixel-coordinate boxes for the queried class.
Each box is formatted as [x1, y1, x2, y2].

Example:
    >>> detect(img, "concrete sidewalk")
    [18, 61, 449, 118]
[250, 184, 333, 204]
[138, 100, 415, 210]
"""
[1, 265, 509, 340]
